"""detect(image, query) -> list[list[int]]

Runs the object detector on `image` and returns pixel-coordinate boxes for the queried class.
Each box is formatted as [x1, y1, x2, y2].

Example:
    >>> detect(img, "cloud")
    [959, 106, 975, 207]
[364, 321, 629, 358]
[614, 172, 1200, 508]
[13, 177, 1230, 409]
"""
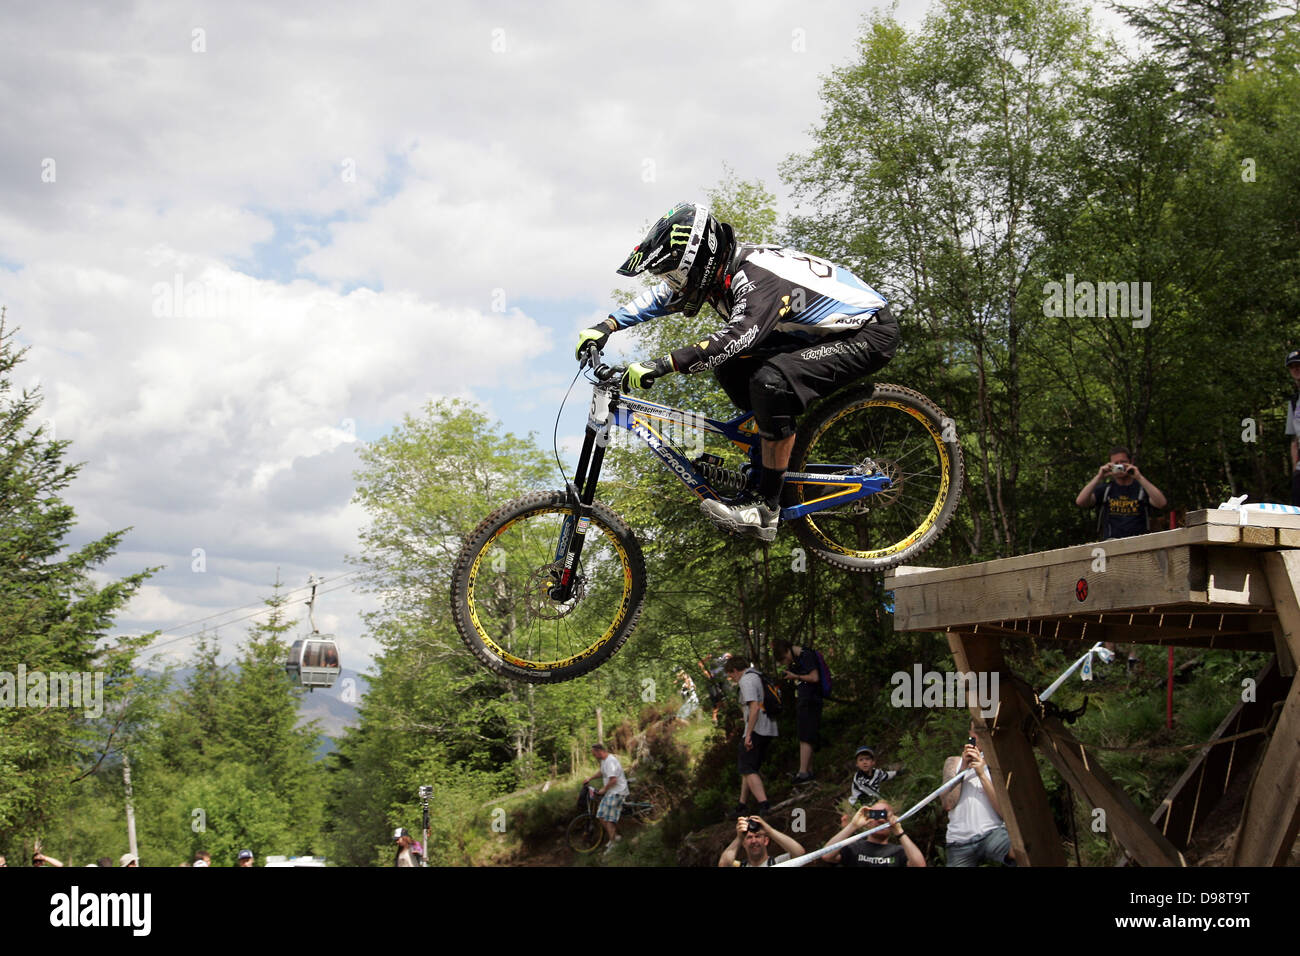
[0, 0, 944, 670]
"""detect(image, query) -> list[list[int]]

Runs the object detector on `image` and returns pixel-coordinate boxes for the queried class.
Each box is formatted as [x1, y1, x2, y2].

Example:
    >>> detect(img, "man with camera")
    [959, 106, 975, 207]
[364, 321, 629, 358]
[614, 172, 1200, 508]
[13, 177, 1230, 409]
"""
[1075, 446, 1167, 540]
[941, 721, 1015, 866]
[718, 815, 806, 867]
[822, 801, 925, 867]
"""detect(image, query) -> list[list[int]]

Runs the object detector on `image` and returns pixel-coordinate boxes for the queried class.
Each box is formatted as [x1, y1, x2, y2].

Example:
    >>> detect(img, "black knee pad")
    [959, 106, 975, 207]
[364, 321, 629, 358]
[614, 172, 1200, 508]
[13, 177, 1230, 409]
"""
[750, 365, 798, 440]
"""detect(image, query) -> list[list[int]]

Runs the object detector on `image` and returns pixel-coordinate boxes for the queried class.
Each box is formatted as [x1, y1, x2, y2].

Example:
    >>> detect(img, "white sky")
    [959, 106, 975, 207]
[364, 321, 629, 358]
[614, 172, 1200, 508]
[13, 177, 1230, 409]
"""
[0, 0, 1135, 674]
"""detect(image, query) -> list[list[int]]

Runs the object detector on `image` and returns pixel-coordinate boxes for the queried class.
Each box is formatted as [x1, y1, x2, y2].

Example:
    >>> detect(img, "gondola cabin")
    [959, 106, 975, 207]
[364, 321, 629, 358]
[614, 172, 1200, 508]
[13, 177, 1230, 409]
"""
[286, 637, 340, 690]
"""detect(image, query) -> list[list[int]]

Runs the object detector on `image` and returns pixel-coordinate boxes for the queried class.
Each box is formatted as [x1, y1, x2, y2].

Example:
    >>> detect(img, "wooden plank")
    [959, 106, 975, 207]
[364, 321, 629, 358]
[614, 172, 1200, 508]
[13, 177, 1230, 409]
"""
[1273, 623, 1296, 678]
[893, 542, 1279, 633]
[1241, 526, 1277, 547]
[887, 529, 1246, 603]
[891, 512, 1300, 598]
[1187, 508, 1300, 530]
[948, 631, 1066, 866]
[896, 546, 1198, 632]
[1036, 718, 1186, 866]
[1262, 551, 1300, 676]
[1233, 551, 1300, 865]
[1199, 549, 1271, 606]
[889, 526, 1226, 592]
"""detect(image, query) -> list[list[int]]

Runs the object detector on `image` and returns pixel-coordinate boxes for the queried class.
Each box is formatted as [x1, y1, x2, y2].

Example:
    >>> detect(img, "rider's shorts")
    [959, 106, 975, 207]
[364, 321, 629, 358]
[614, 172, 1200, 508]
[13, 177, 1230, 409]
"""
[713, 307, 900, 440]
[596, 791, 626, 822]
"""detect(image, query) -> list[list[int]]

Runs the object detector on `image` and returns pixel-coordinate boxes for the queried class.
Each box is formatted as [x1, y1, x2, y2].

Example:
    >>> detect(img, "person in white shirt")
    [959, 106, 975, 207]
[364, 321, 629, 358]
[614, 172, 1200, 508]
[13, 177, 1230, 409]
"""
[724, 654, 778, 818]
[940, 721, 1016, 866]
[583, 743, 630, 852]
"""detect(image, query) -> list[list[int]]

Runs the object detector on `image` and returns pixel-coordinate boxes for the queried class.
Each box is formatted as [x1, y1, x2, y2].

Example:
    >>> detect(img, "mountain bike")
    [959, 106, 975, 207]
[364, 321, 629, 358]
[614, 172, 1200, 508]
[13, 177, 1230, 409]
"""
[450, 345, 964, 683]
[566, 784, 665, 854]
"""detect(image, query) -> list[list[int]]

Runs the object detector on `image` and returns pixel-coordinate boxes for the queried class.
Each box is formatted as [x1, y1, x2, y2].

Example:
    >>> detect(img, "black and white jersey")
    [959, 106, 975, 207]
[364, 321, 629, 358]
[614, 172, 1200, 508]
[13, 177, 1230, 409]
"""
[849, 768, 898, 806]
[609, 244, 888, 374]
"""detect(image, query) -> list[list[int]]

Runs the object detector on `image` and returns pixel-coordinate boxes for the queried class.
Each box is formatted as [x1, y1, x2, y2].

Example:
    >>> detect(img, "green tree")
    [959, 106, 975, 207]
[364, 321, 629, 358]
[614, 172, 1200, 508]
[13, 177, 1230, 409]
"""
[785, 0, 1096, 558]
[1111, 0, 1293, 119]
[0, 315, 156, 853]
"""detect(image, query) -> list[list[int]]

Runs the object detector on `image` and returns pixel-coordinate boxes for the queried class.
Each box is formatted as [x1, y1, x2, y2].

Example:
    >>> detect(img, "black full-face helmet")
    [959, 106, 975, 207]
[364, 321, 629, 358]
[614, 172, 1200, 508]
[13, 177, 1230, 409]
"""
[616, 202, 729, 317]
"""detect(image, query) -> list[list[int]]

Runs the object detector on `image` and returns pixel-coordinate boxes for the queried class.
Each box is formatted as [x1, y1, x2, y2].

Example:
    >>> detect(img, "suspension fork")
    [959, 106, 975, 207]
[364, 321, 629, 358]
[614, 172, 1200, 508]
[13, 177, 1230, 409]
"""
[548, 385, 615, 601]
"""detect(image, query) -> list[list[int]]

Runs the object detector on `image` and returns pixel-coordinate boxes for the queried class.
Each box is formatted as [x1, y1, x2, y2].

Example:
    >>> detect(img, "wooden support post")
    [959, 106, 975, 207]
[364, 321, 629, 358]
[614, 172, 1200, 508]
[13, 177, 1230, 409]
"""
[1035, 718, 1186, 866]
[1234, 552, 1300, 865]
[948, 631, 1066, 866]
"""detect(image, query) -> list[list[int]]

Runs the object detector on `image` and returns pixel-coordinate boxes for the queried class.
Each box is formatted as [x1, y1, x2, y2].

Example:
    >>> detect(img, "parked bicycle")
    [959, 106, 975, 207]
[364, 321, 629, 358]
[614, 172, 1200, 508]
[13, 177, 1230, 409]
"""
[451, 345, 964, 683]
[566, 783, 665, 854]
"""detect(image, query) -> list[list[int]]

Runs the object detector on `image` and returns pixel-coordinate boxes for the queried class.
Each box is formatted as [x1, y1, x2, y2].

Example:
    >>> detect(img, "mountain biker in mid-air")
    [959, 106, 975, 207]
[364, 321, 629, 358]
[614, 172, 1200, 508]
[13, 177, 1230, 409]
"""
[575, 201, 900, 541]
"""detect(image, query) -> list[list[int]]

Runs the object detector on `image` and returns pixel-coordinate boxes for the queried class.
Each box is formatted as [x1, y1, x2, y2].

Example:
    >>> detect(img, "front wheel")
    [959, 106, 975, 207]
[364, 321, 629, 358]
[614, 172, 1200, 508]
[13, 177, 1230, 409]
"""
[450, 490, 648, 683]
[566, 814, 604, 853]
[786, 383, 964, 572]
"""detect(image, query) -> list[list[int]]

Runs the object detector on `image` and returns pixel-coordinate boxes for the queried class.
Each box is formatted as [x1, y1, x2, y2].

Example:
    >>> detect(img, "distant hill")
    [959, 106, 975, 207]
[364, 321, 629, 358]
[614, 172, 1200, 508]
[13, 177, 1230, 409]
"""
[296, 668, 370, 745]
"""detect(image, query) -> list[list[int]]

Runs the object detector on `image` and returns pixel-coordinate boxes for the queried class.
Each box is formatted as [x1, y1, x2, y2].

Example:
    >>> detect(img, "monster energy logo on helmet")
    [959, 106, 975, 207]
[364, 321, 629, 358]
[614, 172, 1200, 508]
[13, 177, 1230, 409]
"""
[616, 201, 712, 279]
[616, 201, 727, 318]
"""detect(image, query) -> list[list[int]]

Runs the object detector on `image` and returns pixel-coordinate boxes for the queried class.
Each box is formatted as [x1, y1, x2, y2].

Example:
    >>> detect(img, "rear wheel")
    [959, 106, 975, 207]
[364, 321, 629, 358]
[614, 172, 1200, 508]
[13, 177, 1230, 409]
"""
[451, 491, 647, 683]
[566, 814, 604, 853]
[786, 384, 963, 572]
[638, 785, 669, 822]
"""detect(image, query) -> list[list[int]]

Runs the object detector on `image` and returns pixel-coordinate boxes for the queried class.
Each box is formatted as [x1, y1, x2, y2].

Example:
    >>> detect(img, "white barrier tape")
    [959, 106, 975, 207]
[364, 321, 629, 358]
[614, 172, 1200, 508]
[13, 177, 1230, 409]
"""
[774, 769, 975, 867]
[1039, 642, 1108, 702]
[1216, 495, 1300, 526]
[775, 640, 1113, 867]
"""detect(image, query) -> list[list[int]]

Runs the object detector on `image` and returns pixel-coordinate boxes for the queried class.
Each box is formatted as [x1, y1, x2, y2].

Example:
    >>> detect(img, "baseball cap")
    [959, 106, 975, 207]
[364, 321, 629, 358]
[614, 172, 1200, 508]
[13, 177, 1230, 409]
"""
[1286, 350, 1300, 366]
[237, 849, 253, 860]
[855, 745, 876, 757]
[393, 828, 409, 840]
[119, 853, 139, 866]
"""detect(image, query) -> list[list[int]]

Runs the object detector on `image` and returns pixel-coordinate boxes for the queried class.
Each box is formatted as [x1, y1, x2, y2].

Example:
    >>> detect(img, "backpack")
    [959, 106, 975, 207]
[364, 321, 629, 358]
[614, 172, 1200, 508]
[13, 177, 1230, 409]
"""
[811, 648, 833, 700]
[754, 670, 784, 718]
[1097, 480, 1149, 539]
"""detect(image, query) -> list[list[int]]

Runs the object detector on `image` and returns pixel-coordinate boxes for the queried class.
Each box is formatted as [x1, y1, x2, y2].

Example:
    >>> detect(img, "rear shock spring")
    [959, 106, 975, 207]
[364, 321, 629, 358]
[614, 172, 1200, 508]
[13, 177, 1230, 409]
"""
[692, 454, 749, 496]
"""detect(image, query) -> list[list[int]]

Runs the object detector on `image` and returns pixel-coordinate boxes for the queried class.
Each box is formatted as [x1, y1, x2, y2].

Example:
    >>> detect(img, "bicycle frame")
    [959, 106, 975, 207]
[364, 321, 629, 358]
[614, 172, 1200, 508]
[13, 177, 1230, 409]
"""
[547, 369, 891, 601]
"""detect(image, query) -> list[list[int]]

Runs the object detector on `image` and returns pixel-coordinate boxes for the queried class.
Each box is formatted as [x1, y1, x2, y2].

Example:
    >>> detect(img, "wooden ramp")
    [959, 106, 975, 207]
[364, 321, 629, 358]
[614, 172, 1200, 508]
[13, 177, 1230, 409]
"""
[885, 509, 1300, 867]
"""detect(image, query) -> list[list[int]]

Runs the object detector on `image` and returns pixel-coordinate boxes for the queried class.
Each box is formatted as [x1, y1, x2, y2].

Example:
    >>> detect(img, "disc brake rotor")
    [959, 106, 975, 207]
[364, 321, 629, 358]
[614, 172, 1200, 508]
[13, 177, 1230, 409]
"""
[866, 457, 903, 507]
[525, 563, 585, 620]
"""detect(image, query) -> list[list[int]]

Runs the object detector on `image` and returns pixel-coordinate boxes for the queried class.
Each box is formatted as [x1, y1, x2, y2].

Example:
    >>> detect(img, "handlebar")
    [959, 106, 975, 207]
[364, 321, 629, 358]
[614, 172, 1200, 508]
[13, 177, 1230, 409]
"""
[578, 343, 624, 384]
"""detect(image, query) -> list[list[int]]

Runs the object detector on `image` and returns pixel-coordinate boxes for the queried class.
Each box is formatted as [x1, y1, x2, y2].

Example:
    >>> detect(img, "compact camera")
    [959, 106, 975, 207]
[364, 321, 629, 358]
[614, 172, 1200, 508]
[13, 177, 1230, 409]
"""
[867, 809, 889, 820]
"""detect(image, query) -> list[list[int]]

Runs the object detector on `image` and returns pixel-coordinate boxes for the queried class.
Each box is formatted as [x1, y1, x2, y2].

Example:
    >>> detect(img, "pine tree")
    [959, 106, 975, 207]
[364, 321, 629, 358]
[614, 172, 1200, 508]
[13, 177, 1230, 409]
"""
[1112, 0, 1293, 118]
[227, 581, 323, 803]
[0, 312, 156, 850]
